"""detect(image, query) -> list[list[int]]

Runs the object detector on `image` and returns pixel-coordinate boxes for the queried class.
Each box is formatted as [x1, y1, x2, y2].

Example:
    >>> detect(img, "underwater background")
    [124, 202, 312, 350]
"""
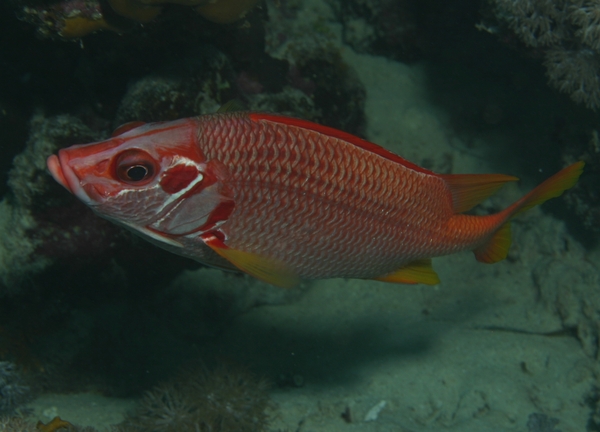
[0, 0, 600, 430]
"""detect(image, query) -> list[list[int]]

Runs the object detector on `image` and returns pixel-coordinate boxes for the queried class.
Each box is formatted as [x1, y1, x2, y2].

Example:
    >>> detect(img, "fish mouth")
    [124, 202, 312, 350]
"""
[47, 154, 69, 190]
[47, 151, 95, 206]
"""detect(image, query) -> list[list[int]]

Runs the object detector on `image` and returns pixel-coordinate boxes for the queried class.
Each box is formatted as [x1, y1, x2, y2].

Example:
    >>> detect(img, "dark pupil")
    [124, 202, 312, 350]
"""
[126, 165, 148, 181]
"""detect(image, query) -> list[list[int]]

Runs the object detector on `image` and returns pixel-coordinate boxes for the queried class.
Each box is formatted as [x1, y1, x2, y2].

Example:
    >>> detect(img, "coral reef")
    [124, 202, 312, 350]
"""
[8, 115, 102, 210]
[0, 361, 31, 415]
[483, 0, 600, 109]
[116, 363, 270, 432]
[17, 0, 262, 39]
[544, 47, 600, 108]
[330, 0, 421, 62]
[0, 113, 109, 295]
[290, 47, 366, 134]
[113, 48, 237, 126]
[261, 0, 367, 134]
[114, 43, 365, 134]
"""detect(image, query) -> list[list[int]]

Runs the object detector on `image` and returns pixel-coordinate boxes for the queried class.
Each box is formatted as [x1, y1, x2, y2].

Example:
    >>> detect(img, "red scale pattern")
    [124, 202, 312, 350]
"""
[197, 113, 479, 279]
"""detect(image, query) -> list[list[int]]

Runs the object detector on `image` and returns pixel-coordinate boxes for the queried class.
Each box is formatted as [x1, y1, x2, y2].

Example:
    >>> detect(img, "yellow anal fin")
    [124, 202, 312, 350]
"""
[202, 234, 299, 288]
[474, 222, 512, 263]
[439, 173, 519, 213]
[374, 259, 440, 285]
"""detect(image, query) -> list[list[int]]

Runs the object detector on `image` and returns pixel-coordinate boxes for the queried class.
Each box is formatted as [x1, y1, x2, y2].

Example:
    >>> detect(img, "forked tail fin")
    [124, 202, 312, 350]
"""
[474, 161, 584, 263]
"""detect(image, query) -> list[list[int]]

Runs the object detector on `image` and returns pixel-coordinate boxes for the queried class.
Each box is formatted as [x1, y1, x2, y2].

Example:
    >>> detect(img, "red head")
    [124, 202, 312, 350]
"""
[47, 118, 234, 246]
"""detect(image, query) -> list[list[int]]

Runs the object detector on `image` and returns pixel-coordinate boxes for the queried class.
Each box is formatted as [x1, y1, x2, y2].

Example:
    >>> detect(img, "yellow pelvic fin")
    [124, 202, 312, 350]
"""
[474, 221, 512, 264]
[440, 173, 519, 213]
[374, 259, 440, 285]
[206, 241, 299, 288]
[509, 161, 584, 218]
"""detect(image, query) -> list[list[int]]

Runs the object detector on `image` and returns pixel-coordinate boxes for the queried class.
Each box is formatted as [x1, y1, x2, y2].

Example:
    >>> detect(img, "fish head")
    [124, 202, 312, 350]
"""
[47, 118, 234, 245]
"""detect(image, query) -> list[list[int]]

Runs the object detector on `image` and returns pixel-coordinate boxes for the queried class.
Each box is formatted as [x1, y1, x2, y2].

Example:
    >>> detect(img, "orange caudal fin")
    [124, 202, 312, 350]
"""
[474, 161, 584, 264]
[505, 161, 585, 218]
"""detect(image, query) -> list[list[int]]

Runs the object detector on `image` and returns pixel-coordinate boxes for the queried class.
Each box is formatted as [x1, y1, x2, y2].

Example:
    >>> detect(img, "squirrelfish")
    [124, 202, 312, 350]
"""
[46, 111, 583, 287]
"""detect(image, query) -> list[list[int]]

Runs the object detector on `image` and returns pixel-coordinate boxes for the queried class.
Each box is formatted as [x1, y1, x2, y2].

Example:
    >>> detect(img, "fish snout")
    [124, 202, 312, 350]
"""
[47, 154, 69, 191]
[46, 150, 95, 206]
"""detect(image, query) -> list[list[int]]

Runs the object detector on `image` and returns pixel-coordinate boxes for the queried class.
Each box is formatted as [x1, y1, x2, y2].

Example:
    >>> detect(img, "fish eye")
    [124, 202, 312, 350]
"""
[126, 165, 151, 182]
[115, 150, 157, 185]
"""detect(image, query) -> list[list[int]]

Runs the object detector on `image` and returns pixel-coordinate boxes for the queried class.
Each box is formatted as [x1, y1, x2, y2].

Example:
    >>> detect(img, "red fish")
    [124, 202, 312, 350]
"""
[46, 111, 583, 287]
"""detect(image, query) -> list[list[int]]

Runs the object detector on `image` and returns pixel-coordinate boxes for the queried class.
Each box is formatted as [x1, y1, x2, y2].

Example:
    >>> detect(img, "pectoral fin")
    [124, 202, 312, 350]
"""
[374, 259, 440, 285]
[200, 233, 299, 288]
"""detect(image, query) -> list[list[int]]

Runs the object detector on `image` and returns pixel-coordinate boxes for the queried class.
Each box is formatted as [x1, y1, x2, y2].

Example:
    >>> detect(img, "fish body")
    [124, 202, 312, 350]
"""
[46, 112, 583, 287]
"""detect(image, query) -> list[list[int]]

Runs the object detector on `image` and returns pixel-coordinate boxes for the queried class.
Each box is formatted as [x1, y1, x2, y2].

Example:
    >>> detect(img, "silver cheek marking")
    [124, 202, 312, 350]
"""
[113, 183, 161, 199]
[152, 160, 205, 226]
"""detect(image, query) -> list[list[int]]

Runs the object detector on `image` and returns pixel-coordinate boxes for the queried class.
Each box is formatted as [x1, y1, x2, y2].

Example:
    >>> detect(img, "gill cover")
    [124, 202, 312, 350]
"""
[149, 159, 235, 236]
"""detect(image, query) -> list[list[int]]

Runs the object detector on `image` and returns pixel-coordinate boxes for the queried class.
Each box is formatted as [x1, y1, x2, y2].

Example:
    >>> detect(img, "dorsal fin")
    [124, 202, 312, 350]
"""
[439, 173, 519, 213]
[249, 113, 436, 175]
[112, 121, 146, 137]
[374, 259, 440, 285]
